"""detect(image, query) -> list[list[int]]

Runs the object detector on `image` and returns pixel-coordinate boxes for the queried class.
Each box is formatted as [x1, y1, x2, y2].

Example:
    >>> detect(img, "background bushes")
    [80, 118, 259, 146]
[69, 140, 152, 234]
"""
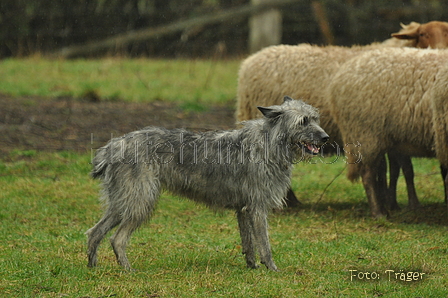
[1, 0, 447, 58]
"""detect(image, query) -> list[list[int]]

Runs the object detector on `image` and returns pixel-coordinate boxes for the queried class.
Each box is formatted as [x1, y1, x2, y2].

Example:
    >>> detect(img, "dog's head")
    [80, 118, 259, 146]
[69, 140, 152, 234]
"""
[258, 96, 329, 156]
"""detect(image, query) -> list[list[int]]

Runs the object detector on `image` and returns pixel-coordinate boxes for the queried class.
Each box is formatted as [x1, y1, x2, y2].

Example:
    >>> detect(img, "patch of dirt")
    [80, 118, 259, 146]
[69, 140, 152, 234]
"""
[0, 94, 236, 154]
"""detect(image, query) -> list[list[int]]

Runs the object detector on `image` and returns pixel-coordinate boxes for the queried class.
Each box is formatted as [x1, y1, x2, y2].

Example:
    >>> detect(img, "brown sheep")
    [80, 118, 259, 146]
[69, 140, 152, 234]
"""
[390, 21, 448, 49]
[328, 47, 448, 217]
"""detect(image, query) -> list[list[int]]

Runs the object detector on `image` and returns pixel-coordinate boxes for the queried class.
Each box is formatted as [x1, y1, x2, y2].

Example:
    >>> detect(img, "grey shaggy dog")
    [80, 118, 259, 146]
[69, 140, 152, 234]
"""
[86, 96, 329, 271]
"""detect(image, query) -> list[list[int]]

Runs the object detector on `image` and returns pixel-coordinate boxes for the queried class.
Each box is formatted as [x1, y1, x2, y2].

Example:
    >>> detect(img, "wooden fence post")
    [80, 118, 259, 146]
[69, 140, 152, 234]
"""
[311, 1, 334, 45]
[249, 0, 283, 53]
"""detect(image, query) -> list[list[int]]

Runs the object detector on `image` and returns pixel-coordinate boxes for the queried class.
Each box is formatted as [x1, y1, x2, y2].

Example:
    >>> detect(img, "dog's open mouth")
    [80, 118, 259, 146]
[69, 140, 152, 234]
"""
[301, 142, 321, 155]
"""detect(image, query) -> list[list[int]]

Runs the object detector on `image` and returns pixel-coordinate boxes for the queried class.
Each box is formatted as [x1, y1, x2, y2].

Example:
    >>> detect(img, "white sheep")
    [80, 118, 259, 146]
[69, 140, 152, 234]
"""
[328, 47, 448, 217]
[431, 64, 448, 205]
[236, 21, 448, 122]
[237, 44, 372, 125]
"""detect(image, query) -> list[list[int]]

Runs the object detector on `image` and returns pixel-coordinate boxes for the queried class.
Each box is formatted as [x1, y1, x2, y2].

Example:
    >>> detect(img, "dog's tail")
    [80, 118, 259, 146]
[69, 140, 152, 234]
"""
[90, 146, 109, 180]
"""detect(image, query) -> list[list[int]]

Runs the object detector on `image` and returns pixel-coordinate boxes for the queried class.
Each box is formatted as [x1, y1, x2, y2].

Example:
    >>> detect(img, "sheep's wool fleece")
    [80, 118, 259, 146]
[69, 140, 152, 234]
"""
[329, 47, 448, 176]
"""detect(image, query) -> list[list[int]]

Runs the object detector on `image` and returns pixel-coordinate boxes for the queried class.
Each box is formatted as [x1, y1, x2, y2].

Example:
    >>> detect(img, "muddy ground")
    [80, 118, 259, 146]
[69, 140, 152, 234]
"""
[0, 94, 236, 155]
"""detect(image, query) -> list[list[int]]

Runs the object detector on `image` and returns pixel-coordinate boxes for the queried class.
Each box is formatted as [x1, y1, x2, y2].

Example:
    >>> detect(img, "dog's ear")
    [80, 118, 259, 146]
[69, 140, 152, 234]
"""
[257, 106, 283, 119]
[283, 96, 294, 102]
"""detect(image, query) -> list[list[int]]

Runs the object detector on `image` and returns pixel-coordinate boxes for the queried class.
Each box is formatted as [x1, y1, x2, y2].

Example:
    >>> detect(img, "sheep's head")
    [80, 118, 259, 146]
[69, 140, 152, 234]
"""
[391, 21, 448, 49]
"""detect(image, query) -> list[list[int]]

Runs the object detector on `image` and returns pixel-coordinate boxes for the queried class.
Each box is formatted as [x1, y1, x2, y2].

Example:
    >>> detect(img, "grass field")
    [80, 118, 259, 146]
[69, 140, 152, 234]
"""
[0, 58, 240, 104]
[1, 150, 447, 297]
[1, 58, 447, 297]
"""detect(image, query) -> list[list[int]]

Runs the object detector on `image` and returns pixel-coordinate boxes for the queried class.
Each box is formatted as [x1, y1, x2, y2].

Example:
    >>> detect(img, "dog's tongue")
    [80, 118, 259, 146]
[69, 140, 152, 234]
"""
[307, 144, 320, 154]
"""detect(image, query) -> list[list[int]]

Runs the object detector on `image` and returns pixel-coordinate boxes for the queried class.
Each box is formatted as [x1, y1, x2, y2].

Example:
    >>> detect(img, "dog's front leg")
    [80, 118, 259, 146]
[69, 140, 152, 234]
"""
[252, 211, 278, 271]
[236, 209, 259, 269]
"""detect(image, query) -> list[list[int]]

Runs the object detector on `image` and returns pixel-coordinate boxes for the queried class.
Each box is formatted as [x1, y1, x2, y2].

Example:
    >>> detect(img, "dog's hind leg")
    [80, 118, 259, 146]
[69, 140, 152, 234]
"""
[86, 207, 122, 268]
[110, 217, 144, 270]
[236, 209, 259, 269]
[251, 211, 278, 271]
[109, 189, 158, 270]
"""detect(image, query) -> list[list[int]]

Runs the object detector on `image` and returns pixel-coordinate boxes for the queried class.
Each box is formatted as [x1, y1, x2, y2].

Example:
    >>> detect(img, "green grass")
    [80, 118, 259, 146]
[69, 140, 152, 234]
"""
[0, 58, 240, 104]
[1, 151, 447, 297]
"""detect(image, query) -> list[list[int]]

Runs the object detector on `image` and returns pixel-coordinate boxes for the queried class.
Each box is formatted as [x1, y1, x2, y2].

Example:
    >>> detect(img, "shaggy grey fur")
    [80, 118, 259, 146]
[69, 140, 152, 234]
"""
[86, 96, 329, 271]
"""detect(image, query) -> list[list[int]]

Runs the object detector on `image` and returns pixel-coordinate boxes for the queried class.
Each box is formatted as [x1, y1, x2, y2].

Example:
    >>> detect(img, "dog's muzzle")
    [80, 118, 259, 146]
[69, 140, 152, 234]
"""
[301, 134, 329, 155]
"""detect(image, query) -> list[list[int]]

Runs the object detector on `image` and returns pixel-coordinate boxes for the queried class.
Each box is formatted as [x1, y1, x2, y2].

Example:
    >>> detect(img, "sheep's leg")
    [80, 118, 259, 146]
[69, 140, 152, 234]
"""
[441, 165, 448, 204]
[361, 163, 388, 218]
[398, 155, 420, 209]
[386, 153, 419, 210]
[377, 155, 393, 209]
[386, 154, 401, 211]
[285, 187, 301, 207]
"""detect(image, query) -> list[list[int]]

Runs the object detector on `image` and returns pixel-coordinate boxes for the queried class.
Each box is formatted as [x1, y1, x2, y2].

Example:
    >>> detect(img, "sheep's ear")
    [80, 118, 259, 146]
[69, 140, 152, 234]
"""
[283, 96, 294, 102]
[257, 106, 282, 118]
[391, 22, 420, 40]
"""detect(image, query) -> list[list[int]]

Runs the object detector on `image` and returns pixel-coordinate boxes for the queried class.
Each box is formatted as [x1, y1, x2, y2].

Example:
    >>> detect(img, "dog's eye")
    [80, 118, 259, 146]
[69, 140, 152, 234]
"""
[302, 116, 309, 126]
